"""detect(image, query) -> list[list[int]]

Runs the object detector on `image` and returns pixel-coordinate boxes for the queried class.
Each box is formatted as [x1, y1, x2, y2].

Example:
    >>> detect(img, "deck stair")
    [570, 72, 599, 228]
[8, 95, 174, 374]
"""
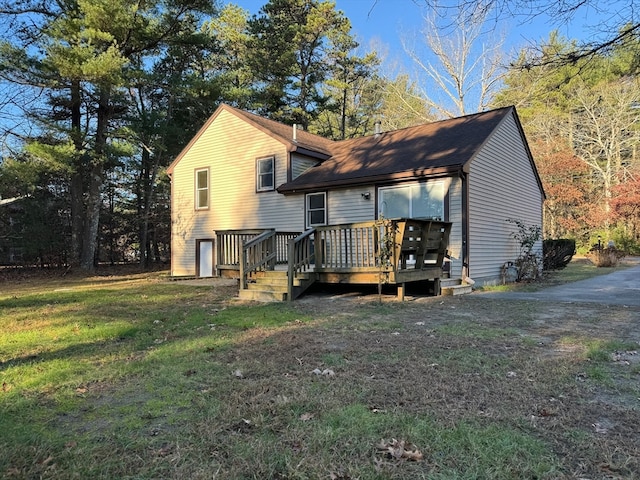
[238, 270, 315, 302]
[440, 278, 473, 296]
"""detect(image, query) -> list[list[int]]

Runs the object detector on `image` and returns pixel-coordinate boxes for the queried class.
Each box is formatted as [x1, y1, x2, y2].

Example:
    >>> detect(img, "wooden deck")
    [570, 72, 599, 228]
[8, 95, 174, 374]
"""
[216, 219, 452, 301]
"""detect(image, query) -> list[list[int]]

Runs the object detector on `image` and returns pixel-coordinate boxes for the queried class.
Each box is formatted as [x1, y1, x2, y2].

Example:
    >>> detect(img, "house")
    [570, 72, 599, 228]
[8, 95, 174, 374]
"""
[167, 103, 544, 298]
[0, 197, 25, 265]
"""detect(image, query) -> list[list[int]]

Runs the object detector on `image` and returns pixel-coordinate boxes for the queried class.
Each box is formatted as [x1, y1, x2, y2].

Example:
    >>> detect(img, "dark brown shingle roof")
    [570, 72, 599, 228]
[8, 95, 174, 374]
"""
[231, 107, 335, 158]
[168, 104, 530, 194]
[278, 106, 515, 193]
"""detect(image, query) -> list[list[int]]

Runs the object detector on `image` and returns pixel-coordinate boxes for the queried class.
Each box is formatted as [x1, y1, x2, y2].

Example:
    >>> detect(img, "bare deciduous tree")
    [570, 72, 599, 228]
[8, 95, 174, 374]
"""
[569, 77, 640, 227]
[403, 1, 506, 118]
[424, 0, 640, 68]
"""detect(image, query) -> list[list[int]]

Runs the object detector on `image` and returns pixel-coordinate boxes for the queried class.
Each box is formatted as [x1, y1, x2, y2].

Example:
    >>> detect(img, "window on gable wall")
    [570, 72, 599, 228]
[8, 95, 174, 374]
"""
[195, 168, 209, 209]
[306, 192, 326, 227]
[256, 156, 275, 192]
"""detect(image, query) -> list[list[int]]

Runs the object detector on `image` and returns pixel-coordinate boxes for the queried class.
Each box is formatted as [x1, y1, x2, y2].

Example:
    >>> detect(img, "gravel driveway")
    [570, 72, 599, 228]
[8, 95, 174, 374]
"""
[482, 257, 640, 307]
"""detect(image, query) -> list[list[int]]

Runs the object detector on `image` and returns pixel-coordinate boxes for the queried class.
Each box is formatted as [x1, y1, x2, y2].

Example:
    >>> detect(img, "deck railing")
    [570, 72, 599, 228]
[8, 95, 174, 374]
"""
[216, 230, 300, 272]
[313, 219, 452, 279]
[275, 232, 299, 263]
[216, 230, 265, 271]
[314, 221, 381, 271]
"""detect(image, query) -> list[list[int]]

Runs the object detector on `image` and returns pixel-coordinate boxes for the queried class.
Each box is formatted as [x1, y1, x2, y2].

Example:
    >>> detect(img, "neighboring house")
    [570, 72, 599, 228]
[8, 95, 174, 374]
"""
[167, 103, 544, 290]
[0, 197, 25, 265]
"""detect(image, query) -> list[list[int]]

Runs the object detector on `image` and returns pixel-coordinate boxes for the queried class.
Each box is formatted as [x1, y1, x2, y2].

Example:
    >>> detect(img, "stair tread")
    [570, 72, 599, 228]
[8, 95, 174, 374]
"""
[238, 289, 287, 302]
[441, 283, 473, 296]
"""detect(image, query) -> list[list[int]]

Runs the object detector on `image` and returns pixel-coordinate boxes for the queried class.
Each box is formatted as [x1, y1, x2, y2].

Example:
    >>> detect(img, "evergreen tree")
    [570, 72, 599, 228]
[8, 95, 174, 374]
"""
[0, 0, 215, 271]
[247, 0, 353, 129]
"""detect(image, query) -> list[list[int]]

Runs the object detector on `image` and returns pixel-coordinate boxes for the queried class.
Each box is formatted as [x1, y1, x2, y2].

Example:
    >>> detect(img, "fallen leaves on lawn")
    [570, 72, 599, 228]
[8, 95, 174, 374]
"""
[156, 444, 173, 457]
[592, 422, 609, 434]
[329, 470, 352, 479]
[310, 368, 335, 376]
[375, 438, 424, 462]
[4, 467, 22, 477]
[368, 405, 387, 414]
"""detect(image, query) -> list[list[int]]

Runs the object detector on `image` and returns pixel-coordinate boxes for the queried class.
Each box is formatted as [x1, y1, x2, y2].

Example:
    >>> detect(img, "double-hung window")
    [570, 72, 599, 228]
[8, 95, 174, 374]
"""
[379, 181, 445, 220]
[306, 192, 326, 227]
[256, 156, 275, 192]
[195, 168, 209, 210]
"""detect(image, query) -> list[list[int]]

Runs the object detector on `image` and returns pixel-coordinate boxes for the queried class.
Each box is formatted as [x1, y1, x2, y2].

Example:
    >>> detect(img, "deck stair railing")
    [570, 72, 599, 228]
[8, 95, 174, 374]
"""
[239, 229, 277, 290]
[287, 228, 316, 300]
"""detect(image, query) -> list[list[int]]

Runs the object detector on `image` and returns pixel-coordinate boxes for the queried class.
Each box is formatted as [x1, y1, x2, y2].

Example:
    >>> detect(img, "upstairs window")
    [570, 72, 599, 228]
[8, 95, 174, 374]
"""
[306, 192, 326, 227]
[195, 168, 209, 210]
[257, 156, 275, 192]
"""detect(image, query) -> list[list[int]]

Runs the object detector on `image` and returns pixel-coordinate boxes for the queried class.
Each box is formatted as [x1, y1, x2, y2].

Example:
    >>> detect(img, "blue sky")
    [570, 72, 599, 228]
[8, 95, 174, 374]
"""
[230, 0, 603, 113]
[230, 0, 596, 70]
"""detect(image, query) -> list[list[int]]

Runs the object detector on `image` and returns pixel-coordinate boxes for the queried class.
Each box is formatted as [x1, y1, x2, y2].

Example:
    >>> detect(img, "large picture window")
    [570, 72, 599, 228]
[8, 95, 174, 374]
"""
[195, 168, 209, 210]
[256, 156, 275, 192]
[306, 192, 326, 227]
[379, 181, 445, 220]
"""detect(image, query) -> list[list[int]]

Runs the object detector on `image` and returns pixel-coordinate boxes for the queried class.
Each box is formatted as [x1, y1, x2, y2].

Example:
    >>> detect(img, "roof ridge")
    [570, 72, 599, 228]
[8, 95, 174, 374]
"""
[223, 103, 335, 148]
[335, 106, 515, 145]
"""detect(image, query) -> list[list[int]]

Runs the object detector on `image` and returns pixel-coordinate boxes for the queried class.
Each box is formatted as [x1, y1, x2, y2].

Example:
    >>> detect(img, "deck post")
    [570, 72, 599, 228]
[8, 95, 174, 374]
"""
[268, 233, 276, 270]
[287, 239, 295, 302]
[397, 282, 405, 301]
[239, 247, 247, 290]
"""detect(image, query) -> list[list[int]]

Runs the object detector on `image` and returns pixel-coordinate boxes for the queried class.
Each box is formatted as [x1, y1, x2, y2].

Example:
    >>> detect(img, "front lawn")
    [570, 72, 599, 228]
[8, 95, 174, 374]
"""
[1, 265, 638, 478]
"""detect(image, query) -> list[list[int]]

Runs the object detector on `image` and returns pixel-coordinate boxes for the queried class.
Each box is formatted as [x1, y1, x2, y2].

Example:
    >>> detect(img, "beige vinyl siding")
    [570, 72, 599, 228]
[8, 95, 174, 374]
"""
[170, 109, 305, 276]
[467, 112, 543, 284]
[327, 186, 376, 224]
[447, 176, 463, 277]
[285, 186, 375, 230]
[291, 154, 319, 180]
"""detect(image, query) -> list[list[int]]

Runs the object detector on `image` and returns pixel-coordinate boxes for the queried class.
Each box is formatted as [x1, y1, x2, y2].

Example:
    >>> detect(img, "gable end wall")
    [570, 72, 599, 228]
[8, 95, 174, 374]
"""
[170, 109, 306, 276]
[467, 112, 543, 284]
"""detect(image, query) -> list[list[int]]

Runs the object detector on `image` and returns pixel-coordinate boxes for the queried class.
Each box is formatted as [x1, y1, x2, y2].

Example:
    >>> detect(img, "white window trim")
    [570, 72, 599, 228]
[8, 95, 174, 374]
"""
[195, 167, 209, 210]
[306, 192, 327, 228]
[378, 180, 445, 220]
[256, 156, 275, 192]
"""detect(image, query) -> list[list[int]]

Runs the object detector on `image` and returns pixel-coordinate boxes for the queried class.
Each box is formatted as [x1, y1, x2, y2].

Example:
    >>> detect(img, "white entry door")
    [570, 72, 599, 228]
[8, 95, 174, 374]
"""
[198, 240, 214, 277]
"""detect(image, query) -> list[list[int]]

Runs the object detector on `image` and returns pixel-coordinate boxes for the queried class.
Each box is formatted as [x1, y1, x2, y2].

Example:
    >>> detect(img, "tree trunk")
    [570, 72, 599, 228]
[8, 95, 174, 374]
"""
[138, 145, 159, 269]
[340, 85, 347, 140]
[79, 87, 111, 271]
[69, 79, 84, 269]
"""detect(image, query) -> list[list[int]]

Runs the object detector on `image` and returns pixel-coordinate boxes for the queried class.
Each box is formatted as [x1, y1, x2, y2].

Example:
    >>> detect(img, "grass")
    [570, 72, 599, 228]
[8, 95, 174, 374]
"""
[1, 264, 639, 479]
